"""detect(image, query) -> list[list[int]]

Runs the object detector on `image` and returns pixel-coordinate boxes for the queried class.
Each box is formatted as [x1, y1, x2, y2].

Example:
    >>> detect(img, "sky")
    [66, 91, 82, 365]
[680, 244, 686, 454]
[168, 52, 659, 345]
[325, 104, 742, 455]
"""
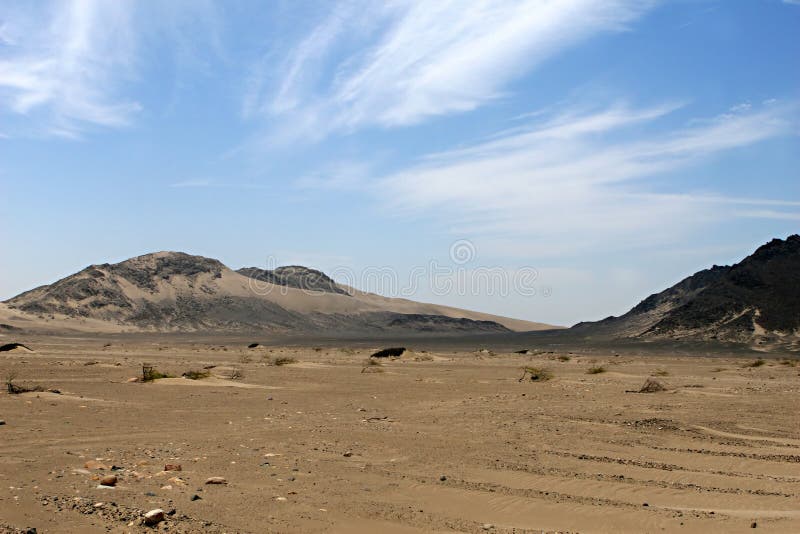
[1, 0, 798, 326]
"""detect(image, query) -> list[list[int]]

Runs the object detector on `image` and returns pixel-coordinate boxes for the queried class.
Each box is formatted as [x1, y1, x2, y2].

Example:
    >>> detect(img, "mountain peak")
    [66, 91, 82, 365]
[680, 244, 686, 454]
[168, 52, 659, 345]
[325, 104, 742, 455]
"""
[237, 265, 349, 295]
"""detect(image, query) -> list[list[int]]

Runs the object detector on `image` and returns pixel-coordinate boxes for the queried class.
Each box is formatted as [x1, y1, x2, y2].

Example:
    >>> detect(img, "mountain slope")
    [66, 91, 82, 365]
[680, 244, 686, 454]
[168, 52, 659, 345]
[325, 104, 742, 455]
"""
[4, 252, 555, 333]
[573, 235, 800, 341]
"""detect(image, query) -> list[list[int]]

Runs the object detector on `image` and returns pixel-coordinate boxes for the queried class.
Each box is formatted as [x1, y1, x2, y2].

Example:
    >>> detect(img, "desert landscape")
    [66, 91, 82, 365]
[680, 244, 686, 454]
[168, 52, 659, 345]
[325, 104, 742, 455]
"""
[2, 3, 799, 532]
[1, 335, 798, 533]
[2, 236, 799, 533]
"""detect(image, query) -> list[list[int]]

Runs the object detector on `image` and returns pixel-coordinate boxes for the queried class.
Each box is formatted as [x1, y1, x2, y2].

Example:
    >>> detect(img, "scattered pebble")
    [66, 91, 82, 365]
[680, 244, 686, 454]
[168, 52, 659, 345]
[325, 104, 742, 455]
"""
[99, 474, 117, 487]
[144, 508, 165, 526]
[205, 476, 227, 485]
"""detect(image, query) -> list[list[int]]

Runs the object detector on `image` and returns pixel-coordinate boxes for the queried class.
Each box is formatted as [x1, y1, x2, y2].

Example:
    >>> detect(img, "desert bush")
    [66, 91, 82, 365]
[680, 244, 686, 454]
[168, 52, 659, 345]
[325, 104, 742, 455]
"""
[269, 356, 297, 366]
[587, 366, 606, 374]
[637, 378, 667, 393]
[228, 368, 244, 380]
[142, 365, 172, 382]
[5, 372, 44, 394]
[182, 369, 211, 380]
[519, 366, 552, 382]
[744, 358, 766, 368]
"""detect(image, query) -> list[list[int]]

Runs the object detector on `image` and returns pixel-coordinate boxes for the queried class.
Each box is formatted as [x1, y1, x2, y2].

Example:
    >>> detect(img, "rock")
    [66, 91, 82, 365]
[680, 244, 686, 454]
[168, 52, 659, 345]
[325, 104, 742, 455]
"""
[482, 524, 494, 531]
[751, 522, 758, 528]
[0, 420, 5, 425]
[168, 476, 187, 486]
[126, 377, 140, 383]
[144, 508, 165, 526]
[205, 476, 227, 485]
[99, 474, 117, 486]
[84, 460, 109, 470]
[343, 451, 353, 457]
[439, 475, 447, 481]
[164, 464, 182, 471]
[191, 494, 202, 501]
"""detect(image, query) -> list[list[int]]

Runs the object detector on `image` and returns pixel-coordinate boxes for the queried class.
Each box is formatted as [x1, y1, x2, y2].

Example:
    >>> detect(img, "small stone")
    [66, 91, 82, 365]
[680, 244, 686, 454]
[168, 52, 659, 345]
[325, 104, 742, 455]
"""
[343, 451, 353, 457]
[205, 476, 227, 485]
[144, 508, 165, 526]
[127, 377, 140, 383]
[642, 503, 649, 507]
[164, 464, 182, 471]
[482, 524, 494, 530]
[751, 522, 757, 528]
[84, 460, 108, 470]
[0, 420, 5, 425]
[439, 475, 447, 481]
[99, 475, 117, 486]
[168, 476, 187, 486]
[191, 494, 202, 501]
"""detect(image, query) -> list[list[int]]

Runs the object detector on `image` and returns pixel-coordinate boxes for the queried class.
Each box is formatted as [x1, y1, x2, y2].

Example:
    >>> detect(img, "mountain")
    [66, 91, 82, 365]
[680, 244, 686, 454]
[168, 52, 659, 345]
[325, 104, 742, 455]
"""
[3, 251, 555, 334]
[573, 235, 800, 341]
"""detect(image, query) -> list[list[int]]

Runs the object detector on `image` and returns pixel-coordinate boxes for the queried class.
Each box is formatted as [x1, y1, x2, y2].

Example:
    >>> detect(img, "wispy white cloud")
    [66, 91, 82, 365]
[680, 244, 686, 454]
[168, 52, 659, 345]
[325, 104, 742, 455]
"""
[0, 1, 141, 137]
[248, 0, 658, 143]
[376, 100, 798, 256]
[0, 0, 221, 138]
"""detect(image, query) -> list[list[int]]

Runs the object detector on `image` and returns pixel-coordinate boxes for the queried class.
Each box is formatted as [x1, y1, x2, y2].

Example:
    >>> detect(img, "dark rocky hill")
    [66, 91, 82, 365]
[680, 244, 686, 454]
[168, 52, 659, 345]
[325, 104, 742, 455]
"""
[573, 235, 800, 342]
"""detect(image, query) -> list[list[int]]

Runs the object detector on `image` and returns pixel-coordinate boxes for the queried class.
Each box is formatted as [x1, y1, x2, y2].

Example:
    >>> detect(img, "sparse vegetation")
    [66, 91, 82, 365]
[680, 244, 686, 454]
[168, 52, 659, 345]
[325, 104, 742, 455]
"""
[141, 365, 172, 382]
[228, 368, 244, 380]
[744, 358, 766, 368]
[361, 358, 384, 373]
[653, 369, 670, 376]
[635, 378, 667, 393]
[557, 355, 571, 362]
[587, 366, 606, 374]
[519, 366, 552, 382]
[5, 372, 44, 394]
[780, 358, 798, 367]
[269, 356, 297, 366]
[182, 369, 211, 380]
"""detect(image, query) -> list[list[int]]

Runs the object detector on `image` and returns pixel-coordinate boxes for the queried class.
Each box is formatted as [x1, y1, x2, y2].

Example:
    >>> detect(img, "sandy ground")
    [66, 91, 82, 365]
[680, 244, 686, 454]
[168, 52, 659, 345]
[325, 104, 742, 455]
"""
[1, 337, 798, 533]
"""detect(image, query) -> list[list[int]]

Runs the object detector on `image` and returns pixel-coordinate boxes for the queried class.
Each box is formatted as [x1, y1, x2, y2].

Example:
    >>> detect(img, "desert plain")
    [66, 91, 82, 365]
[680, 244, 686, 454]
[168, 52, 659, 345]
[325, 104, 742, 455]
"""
[1, 335, 798, 534]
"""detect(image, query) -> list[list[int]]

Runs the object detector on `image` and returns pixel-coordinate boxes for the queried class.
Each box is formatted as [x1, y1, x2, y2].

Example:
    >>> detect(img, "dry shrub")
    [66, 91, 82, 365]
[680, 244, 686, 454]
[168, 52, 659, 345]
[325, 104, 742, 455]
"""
[587, 366, 606, 374]
[142, 365, 172, 382]
[5, 372, 44, 394]
[228, 368, 244, 380]
[182, 369, 211, 380]
[270, 356, 297, 366]
[637, 378, 667, 393]
[519, 366, 552, 382]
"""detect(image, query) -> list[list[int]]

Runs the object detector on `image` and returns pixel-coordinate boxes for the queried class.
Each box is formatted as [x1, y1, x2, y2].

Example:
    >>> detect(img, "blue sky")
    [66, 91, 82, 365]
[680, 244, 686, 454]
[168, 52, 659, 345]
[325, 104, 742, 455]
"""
[1, 0, 798, 326]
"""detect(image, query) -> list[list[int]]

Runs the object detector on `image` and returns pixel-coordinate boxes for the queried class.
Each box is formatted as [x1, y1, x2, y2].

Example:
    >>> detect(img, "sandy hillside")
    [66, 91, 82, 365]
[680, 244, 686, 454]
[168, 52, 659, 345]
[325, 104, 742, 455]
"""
[4, 252, 555, 333]
[1, 336, 798, 533]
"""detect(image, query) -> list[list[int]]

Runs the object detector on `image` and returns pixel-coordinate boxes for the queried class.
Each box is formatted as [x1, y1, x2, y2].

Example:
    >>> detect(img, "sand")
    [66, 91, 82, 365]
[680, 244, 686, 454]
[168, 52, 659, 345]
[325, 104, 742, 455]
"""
[1, 336, 798, 533]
